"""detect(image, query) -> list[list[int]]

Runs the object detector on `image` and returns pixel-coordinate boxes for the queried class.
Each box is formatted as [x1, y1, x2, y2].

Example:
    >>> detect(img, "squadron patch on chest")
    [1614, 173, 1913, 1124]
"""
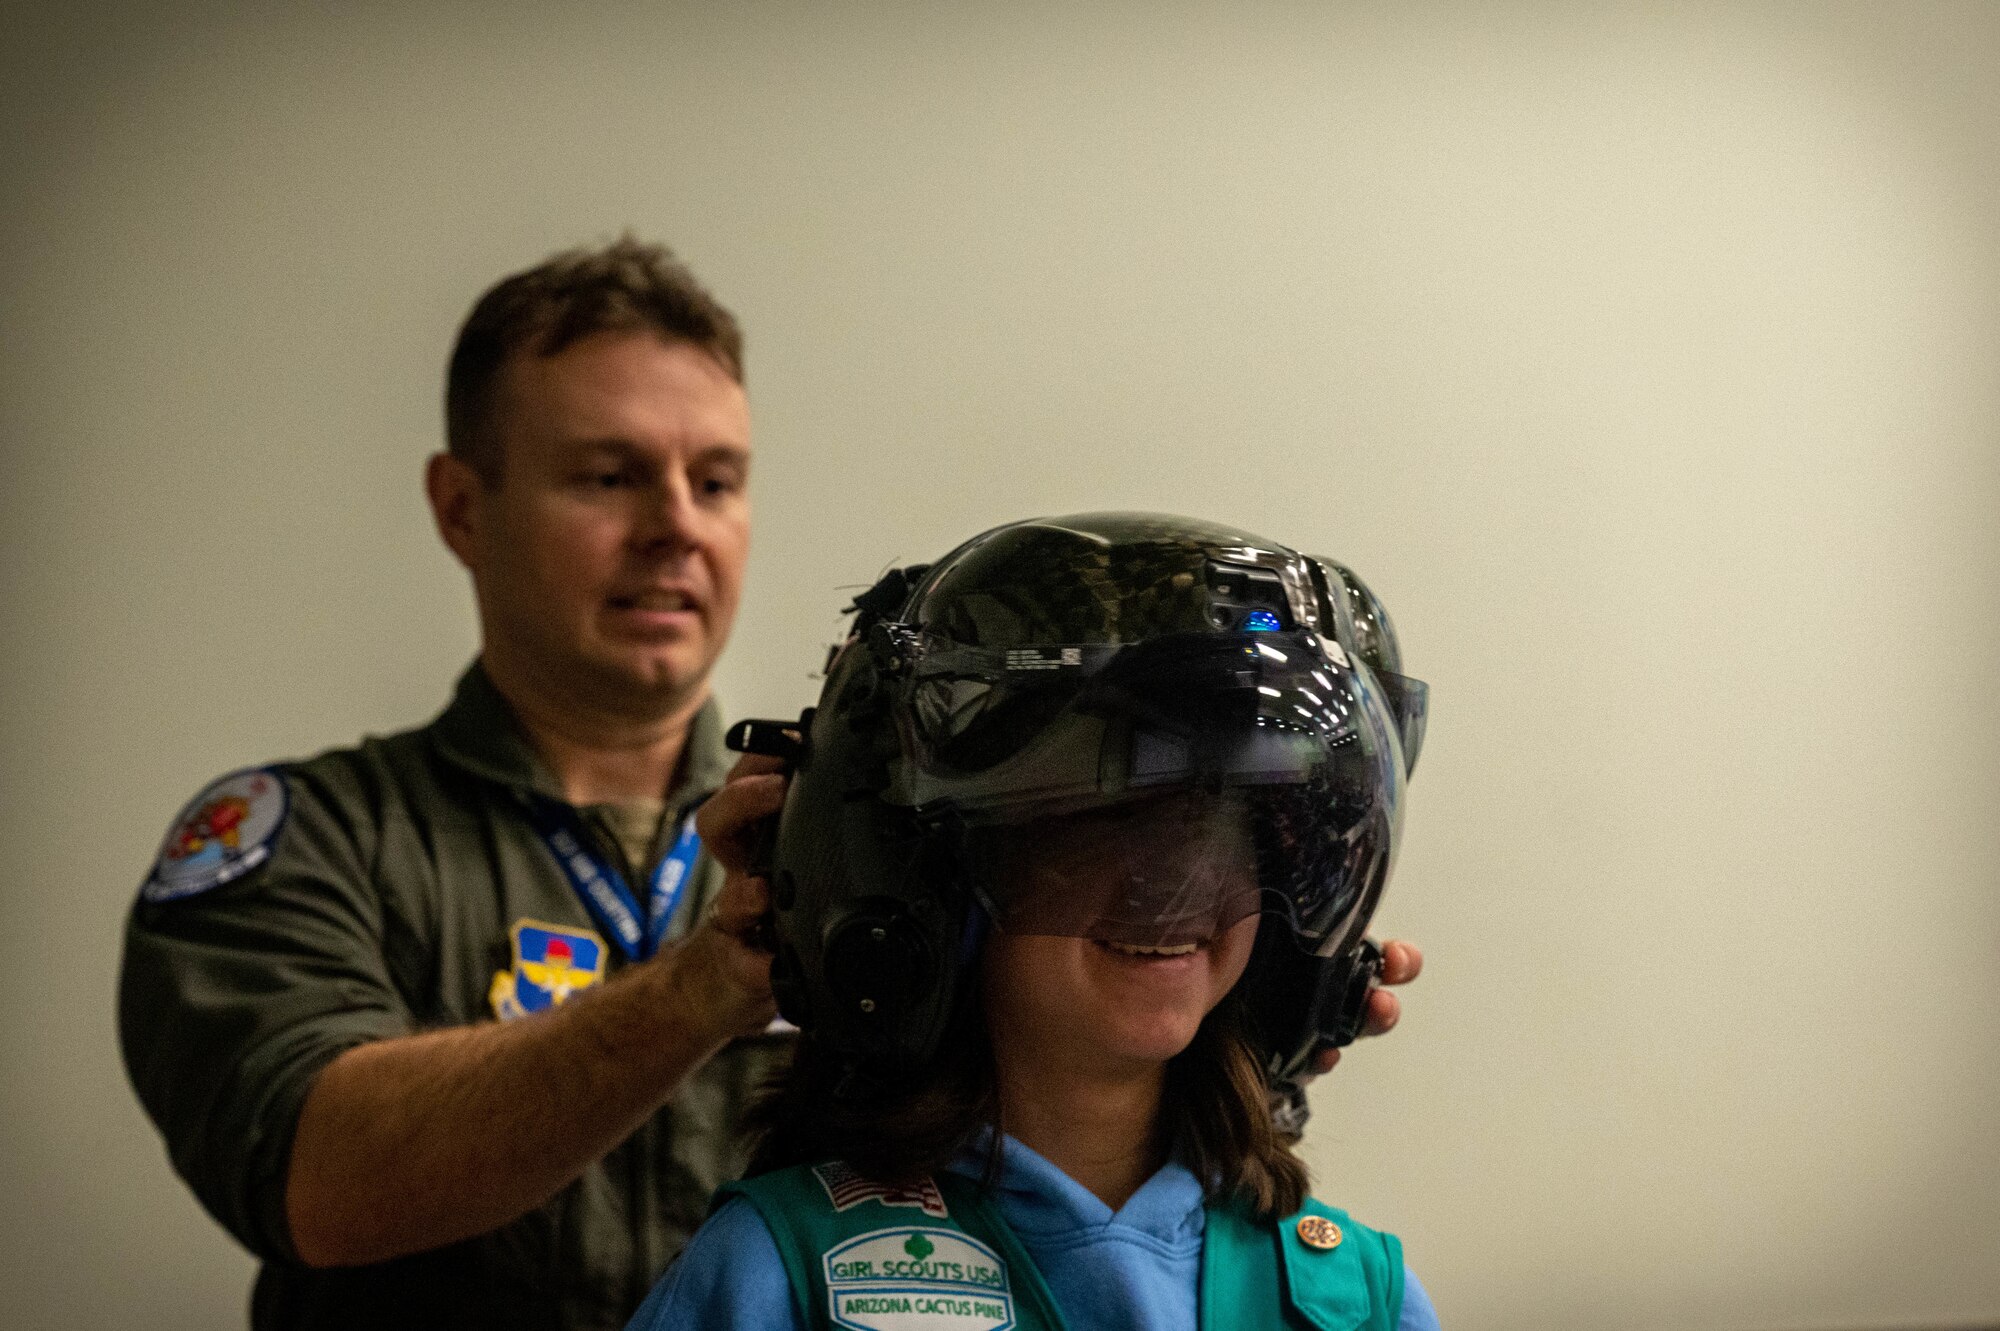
[141, 768, 290, 903]
[489, 920, 606, 1020]
[823, 1227, 1015, 1331]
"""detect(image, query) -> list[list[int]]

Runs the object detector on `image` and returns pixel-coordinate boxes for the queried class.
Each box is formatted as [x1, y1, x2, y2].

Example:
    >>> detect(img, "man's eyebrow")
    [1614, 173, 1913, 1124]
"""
[561, 435, 644, 455]
[691, 442, 751, 468]
[556, 438, 749, 464]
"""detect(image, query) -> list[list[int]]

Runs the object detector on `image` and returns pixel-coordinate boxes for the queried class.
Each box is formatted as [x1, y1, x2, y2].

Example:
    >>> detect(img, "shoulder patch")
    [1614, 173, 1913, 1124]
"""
[142, 767, 291, 903]
[823, 1226, 1014, 1331]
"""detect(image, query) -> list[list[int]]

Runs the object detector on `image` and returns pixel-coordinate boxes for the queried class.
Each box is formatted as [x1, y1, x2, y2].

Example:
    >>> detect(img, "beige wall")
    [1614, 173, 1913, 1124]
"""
[3, 3, 1996, 1328]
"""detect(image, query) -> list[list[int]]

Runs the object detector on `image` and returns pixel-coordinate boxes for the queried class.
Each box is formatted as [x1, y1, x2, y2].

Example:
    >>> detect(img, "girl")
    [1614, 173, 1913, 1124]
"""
[630, 513, 1438, 1331]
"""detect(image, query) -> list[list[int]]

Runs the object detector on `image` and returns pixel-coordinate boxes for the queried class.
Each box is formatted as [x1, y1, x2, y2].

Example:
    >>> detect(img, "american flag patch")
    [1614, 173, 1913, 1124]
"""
[812, 1161, 950, 1219]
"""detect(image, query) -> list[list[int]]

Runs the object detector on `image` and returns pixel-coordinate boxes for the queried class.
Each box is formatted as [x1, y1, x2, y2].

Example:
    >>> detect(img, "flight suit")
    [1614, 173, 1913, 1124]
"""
[118, 663, 792, 1330]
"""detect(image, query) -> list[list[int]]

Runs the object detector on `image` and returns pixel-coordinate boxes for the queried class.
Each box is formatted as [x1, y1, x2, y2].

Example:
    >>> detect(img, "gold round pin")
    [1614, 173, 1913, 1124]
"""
[1296, 1216, 1342, 1250]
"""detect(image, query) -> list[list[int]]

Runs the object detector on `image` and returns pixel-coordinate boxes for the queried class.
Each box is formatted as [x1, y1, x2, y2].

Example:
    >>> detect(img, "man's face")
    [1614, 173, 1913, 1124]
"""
[442, 331, 751, 722]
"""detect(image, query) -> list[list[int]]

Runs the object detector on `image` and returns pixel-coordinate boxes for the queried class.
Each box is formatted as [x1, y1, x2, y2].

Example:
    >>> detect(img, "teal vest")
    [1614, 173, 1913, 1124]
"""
[718, 1161, 1404, 1331]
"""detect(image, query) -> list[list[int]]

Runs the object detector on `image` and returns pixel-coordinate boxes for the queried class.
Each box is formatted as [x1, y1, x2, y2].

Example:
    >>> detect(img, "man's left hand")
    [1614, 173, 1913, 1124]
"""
[1309, 938, 1424, 1076]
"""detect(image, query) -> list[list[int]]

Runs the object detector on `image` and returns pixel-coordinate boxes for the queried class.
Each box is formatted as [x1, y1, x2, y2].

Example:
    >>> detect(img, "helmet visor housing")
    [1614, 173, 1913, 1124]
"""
[889, 515, 1408, 957]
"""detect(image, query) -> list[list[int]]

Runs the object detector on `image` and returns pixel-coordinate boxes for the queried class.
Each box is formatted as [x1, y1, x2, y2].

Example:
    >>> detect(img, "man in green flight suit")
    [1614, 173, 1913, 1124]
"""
[119, 237, 793, 1330]
[117, 237, 1423, 1330]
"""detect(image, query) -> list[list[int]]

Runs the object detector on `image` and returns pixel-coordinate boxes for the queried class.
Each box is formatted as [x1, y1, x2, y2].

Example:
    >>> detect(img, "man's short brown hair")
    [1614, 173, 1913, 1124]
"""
[444, 235, 744, 483]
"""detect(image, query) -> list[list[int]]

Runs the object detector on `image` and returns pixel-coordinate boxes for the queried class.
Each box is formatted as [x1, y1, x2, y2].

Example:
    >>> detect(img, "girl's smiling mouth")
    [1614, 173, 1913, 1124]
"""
[1094, 938, 1204, 959]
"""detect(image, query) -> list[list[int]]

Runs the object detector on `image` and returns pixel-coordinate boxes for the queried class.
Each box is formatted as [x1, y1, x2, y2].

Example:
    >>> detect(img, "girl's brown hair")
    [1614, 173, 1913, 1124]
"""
[744, 977, 1309, 1220]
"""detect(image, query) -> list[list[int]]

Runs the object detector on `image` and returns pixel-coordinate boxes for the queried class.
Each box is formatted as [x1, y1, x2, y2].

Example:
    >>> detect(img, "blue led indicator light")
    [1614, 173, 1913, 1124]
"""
[1243, 610, 1282, 632]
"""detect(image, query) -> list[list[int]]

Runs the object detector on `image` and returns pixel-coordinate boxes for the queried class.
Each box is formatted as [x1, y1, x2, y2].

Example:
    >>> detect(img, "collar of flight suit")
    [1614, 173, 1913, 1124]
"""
[428, 660, 733, 810]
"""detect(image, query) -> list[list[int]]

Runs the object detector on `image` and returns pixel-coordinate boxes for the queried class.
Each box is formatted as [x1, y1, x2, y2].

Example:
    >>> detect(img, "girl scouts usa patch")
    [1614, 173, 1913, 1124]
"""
[823, 1227, 1015, 1331]
[143, 768, 290, 903]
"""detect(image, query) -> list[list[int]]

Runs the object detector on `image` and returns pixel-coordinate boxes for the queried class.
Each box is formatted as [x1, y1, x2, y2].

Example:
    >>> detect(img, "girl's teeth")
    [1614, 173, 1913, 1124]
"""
[1104, 941, 1199, 957]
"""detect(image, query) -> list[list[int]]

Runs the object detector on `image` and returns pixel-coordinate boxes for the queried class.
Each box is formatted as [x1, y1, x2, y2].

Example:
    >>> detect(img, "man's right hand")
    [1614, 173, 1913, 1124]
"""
[667, 753, 788, 1039]
[285, 754, 795, 1268]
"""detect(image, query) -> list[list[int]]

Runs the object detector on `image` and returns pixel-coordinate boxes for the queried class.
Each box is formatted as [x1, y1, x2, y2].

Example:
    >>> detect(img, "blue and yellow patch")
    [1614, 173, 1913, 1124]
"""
[489, 920, 606, 1021]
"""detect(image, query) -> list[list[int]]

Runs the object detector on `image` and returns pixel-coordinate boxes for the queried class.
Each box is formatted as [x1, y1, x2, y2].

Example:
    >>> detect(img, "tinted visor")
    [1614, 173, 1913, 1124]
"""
[965, 789, 1262, 948]
[899, 630, 1402, 953]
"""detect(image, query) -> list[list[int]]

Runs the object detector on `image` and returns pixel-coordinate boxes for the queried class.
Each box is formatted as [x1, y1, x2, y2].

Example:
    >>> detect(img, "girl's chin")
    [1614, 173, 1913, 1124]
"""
[1084, 1017, 1209, 1069]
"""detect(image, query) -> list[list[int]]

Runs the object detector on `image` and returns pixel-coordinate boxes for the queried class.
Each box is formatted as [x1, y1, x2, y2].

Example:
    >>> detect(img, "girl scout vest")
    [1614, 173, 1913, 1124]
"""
[718, 1161, 1405, 1331]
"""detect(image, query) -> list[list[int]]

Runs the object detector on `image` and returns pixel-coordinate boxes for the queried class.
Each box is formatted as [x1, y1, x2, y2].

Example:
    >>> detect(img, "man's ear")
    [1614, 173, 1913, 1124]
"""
[425, 452, 485, 571]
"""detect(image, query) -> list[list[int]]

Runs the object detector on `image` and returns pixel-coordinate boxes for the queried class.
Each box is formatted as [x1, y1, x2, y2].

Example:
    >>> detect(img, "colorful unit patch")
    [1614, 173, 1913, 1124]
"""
[815, 1162, 950, 1220]
[489, 920, 606, 1021]
[142, 768, 290, 903]
[824, 1227, 1015, 1331]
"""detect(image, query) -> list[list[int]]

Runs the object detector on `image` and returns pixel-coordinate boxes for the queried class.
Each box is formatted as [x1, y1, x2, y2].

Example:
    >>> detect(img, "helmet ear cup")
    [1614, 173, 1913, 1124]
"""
[820, 899, 940, 1061]
[768, 650, 972, 1070]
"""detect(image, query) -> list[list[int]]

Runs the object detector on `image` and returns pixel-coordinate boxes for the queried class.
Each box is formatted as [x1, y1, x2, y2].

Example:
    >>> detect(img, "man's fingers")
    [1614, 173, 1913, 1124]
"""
[1378, 939, 1423, 986]
[692, 761, 789, 984]
[1361, 986, 1401, 1038]
[695, 772, 787, 873]
[725, 752, 788, 781]
[706, 871, 772, 940]
[699, 772, 787, 833]
[665, 891, 779, 1041]
[1354, 938, 1417, 1037]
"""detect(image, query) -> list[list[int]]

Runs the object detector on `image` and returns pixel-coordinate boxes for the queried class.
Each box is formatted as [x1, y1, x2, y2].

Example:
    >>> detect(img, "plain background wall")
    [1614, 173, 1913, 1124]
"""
[3, 3, 1996, 1328]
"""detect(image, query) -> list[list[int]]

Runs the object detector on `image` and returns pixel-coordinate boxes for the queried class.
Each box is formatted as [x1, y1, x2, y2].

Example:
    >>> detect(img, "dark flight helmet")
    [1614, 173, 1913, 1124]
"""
[730, 512, 1427, 1111]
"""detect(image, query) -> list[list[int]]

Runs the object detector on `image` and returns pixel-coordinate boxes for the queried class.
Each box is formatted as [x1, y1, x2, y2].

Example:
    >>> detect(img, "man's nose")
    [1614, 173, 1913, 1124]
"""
[633, 473, 703, 551]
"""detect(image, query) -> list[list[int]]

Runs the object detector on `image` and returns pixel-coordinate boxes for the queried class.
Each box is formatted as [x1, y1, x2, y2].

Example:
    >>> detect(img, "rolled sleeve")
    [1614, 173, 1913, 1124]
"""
[118, 767, 413, 1262]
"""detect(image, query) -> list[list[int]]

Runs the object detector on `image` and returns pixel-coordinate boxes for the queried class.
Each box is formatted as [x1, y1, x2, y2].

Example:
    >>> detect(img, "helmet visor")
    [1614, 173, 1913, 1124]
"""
[901, 631, 1403, 954]
[963, 789, 1263, 949]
